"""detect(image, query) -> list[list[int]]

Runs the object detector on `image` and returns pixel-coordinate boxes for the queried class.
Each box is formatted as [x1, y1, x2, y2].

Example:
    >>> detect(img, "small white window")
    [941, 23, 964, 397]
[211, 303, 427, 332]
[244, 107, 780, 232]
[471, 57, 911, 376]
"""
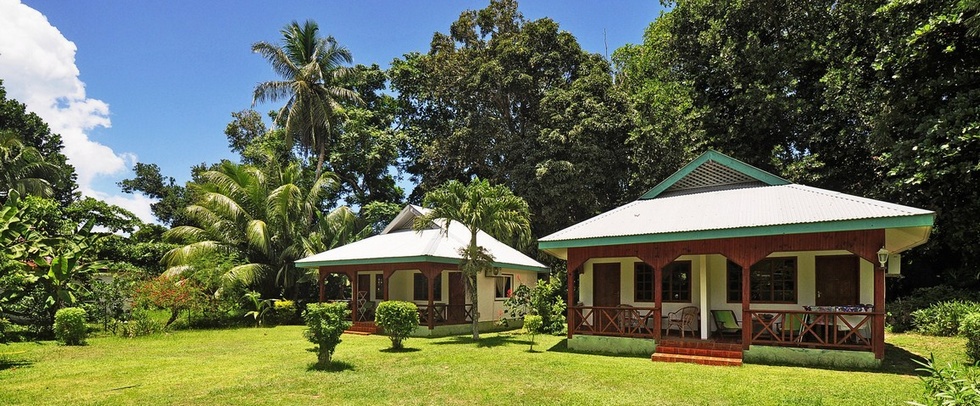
[494, 275, 513, 300]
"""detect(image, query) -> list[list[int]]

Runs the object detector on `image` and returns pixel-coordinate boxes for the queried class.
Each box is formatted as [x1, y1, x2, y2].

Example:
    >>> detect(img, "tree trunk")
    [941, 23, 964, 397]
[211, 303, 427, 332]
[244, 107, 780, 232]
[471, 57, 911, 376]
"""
[314, 143, 326, 181]
[467, 272, 480, 340]
[166, 308, 179, 327]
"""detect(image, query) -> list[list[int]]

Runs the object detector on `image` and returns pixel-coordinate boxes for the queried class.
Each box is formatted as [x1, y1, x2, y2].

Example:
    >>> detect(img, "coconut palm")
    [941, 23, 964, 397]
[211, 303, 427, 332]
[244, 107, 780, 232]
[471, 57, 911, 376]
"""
[413, 178, 531, 340]
[0, 130, 62, 201]
[251, 20, 362, 181]
[162, 158, 337, 299]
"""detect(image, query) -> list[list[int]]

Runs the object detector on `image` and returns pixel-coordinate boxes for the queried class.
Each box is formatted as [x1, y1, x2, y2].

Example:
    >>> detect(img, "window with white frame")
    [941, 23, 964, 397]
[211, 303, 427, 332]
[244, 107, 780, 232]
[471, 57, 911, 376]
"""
[494, 275, 513, 300]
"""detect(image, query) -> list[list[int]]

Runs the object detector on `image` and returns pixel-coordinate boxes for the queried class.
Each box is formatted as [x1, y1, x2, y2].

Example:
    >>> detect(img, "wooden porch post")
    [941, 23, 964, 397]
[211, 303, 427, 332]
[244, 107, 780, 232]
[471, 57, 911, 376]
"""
[382, 269, 394, 301]
[426, 267, 436, 330]
[654, 264, 663, 340]
[741, 264, 751, 350]
[874, 262, 886, 359]
[566, 249, 587, 340]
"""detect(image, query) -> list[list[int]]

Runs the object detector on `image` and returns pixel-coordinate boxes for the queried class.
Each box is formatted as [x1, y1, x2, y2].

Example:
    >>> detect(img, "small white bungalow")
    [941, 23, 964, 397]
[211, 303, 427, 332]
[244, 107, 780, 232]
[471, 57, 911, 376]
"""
[538, 151, 934, 366]
[296, 205, 549, 336]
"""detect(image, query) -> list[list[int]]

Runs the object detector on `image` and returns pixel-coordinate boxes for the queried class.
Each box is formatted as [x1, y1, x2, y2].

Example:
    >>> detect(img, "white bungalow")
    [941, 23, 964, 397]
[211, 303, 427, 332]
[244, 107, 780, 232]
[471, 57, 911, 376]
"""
[296, 205, 549, 336]
[538, 151, 934, 366]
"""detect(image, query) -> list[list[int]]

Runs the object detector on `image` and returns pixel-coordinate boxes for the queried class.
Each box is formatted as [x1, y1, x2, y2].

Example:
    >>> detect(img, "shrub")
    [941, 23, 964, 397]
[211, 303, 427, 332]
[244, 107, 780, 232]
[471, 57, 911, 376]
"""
[375, 301, 419, 350]
[502, 277, 566, 334]
[0, 317, 11, 343]
[889, 286, 980, 333]
[53, 307, 87, 345]
[243, 291, 271, 327]
[960, 313, 980, 363]
[304, 302, 351, 366]
[118, 308, 162, 338]
[524, 314, 543, 351]
[910, 355, 980, 405]
[270, 300, 301, 326]
[911, 300, 980, 336]
[134, 277, 200, 328]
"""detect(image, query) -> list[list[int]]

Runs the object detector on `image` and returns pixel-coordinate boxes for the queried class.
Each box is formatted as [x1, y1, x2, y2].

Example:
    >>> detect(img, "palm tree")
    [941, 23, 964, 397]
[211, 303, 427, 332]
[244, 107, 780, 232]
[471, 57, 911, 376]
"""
[251, 20, 362, 181]
[413, 178, 531, 340]
[0, 130, 62, 201]
[162, 157, 336, 299]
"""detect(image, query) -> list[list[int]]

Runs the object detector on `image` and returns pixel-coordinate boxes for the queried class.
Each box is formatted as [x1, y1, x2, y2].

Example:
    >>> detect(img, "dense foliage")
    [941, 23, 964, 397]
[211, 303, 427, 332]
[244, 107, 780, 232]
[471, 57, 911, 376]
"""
[303, 302, 351, 366]
[960, 313, 980, 363]
[53, 307, 87, 345]
[375, 300, 419, 350]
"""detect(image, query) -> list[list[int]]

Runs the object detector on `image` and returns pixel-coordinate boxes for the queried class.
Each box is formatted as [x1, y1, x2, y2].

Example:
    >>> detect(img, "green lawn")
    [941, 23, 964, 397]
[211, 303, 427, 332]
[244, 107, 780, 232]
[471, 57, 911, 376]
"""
[0, 328, 965, 405]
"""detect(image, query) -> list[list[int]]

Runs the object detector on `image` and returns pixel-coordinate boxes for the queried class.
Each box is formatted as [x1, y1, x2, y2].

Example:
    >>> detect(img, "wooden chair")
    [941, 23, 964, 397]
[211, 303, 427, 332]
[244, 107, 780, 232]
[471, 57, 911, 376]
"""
[710, 309, 742, 337]
[665, 306, 699, 338]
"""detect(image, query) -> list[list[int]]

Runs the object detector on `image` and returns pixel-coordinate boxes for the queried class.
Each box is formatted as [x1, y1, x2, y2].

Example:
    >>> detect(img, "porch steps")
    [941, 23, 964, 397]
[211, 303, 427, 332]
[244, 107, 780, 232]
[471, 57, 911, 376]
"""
[652, 339, 743, 367]
[345, 321, 378, 335]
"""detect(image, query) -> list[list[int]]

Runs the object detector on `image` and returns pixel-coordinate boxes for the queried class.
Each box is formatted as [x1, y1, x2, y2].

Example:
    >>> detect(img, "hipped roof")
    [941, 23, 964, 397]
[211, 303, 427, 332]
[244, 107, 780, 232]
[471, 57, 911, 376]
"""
[539, 151, 934, 259]
[296, 205, 549, 273]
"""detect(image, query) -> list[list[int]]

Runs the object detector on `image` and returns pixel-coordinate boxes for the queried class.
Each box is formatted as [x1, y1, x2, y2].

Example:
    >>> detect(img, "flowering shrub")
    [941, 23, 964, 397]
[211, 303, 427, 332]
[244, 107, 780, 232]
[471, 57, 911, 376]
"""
[134, 277, 200, 328]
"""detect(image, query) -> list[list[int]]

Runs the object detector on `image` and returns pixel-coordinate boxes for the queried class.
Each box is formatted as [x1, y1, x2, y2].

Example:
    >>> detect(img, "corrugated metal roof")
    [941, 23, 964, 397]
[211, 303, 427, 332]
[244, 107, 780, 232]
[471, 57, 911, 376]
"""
[540, 184, 934, 243]
[296, 207, 548, 272]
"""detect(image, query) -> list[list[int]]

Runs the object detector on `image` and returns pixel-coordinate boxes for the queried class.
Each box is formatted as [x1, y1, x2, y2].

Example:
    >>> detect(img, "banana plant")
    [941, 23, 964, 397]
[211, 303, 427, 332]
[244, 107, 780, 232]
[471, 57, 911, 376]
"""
[243, 291, 272, 327]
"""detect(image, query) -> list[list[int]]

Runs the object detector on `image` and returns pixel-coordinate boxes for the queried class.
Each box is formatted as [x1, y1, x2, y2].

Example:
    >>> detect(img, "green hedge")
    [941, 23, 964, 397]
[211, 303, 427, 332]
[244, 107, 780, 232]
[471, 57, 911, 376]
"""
[375, 301, 419, 350]
[960, 313, 980, 363]
[54, 307, 88, 345]
[911, 300, 980, 336]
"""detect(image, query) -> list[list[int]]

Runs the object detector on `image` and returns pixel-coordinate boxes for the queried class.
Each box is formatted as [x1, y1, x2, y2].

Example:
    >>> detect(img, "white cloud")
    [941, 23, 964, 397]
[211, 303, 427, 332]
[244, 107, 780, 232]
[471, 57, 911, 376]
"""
[0, 0, 155, 224]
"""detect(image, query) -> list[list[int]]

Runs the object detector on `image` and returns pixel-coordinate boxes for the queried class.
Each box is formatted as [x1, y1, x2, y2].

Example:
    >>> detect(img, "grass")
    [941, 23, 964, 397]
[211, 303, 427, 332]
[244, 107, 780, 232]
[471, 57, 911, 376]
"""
[0, 328, 966, 405]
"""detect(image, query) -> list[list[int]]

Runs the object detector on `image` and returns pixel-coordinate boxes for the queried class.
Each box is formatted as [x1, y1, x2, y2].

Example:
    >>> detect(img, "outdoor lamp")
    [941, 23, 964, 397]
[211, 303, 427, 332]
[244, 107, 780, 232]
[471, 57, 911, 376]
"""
[877, 247, 890, 269]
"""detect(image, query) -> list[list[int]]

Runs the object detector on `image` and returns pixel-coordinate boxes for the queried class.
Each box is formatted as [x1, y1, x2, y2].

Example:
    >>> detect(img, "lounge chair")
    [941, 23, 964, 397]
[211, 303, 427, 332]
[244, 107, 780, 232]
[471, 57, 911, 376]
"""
[710, 309, 742, 337]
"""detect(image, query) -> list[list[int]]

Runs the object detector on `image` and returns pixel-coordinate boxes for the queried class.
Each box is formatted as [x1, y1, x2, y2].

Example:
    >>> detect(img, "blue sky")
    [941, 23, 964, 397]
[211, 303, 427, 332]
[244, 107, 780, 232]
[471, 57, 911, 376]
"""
[0, 0, 664, 222]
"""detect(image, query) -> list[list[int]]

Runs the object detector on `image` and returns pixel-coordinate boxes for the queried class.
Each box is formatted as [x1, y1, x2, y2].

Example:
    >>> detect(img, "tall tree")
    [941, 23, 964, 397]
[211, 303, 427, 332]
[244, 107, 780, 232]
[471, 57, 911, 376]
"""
[0, 130, 63, 201]
[252, 20, 362, 181]
[391, 0, 632, 237]
[162, 157, 336, 299]
[118, 162, 189, 226]
[413, 178, 531, 340]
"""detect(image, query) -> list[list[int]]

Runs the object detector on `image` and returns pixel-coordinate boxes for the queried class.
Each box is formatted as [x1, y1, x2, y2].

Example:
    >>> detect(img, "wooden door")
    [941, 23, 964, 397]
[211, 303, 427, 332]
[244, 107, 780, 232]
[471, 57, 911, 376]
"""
[592, 263, 621, 332]
[815, 256, 860, 305]
[447, 272, 466, 324]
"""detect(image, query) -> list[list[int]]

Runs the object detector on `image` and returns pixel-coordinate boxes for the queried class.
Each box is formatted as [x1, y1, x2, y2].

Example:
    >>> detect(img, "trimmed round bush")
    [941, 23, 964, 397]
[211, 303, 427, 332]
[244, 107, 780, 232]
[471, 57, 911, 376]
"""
[304, 302, 351, 366]
[270, 300, 301, 326]
[54, 307, 88, 345]
[375, 301, 419, 350]
[960, 312, 980, 363]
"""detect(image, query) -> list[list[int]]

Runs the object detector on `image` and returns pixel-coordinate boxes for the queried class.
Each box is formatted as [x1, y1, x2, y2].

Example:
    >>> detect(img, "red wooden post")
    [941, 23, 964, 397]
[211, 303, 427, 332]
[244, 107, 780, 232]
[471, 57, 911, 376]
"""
[654, 264, 663, 340]
[874, 262, 886, 359]
[741, 264, 752, 350]
[350, 270, 359, 322]
[426, 268, 436, 330]
[383, 269, 394, 301]
[566, 266, 575, 339]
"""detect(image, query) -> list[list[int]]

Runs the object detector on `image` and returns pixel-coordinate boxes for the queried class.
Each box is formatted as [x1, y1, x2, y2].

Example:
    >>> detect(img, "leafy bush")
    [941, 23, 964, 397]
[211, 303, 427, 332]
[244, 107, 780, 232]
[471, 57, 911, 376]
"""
[303, 302, 351, 366]
[270, 300, 301, 326]
[960, 313, 980, 363]
[134, 277, 200, 328]
[502, 276, 566, 334]
[889, 286, 980, 333]
[911, 300, 980, 336]
[243, 291, 271, 327]
[524, 314, 543, 351]
[375, 301, 419, 350]
[53, 307, 87, 345]
[0, 317, 11, 343]
[910, 355, 980, 406]
[118, 308, 162, 338]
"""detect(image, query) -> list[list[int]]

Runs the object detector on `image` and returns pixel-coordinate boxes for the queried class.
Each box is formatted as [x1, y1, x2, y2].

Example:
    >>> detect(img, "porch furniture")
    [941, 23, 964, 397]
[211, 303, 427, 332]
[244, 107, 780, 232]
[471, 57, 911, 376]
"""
[711, 310, 741, 337]
[781, 313, 805, 342]
[665, 306, 699, 338]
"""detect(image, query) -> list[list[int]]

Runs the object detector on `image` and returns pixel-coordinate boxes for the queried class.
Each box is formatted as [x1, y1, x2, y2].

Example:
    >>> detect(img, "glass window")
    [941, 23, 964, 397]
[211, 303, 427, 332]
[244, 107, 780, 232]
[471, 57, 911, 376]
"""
[494, 275, 513, 300]
[413, 273, 442, 301]
[663, 261, 692, 302]
[727, 258, 797, 303]
[634, 262, 653, 302]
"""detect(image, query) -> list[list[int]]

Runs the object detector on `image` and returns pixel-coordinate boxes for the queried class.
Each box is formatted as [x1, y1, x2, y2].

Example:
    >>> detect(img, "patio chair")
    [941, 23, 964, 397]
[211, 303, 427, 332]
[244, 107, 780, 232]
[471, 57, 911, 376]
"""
[710, 309, 741, 337]
[665, 306, 699, 338]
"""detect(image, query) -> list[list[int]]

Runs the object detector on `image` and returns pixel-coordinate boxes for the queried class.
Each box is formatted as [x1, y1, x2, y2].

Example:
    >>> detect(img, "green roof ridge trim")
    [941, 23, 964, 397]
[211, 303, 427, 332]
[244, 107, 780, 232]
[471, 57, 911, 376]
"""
[538, 213, 935, 250]
[640, 150, 790, 200]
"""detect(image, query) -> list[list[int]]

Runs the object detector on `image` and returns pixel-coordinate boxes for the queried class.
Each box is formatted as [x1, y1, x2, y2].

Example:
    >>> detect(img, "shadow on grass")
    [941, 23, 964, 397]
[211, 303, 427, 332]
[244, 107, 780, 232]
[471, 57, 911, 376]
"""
[306, 360, 355, 372]
[544, 338, 650, 359]
[430, 334, 519, 348]
[379, 347, 421, 353]
[0, 357, 32, 371]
